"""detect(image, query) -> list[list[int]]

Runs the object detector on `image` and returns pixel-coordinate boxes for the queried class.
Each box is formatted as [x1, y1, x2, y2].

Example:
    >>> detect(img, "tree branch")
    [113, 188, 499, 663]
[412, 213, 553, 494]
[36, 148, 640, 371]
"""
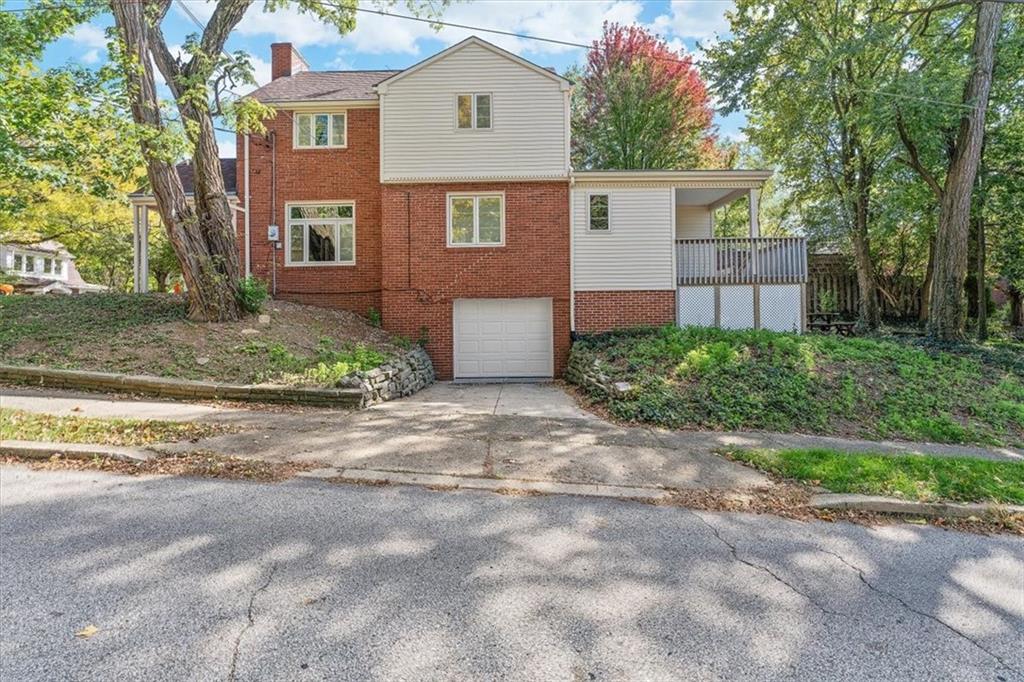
[193, 0, 253, 76]
[895, 109, 944, 200]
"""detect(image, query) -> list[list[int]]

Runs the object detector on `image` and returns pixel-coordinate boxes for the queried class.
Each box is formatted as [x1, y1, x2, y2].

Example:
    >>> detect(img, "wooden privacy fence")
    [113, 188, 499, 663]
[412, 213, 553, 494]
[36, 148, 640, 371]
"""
[807, 254, 922, 320]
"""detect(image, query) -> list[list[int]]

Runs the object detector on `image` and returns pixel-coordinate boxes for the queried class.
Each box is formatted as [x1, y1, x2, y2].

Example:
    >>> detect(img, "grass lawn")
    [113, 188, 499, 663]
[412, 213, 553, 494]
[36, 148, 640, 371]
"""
[572, 325, 1024, 447]
[726, 448, 1024, 505]
[0, 408, 229, 446]
[0, 293, 397, 386]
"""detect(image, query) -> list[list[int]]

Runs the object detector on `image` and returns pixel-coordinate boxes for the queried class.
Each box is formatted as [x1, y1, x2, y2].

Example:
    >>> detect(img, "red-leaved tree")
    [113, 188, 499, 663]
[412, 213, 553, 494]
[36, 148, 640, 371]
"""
[571, 23, 722, 170]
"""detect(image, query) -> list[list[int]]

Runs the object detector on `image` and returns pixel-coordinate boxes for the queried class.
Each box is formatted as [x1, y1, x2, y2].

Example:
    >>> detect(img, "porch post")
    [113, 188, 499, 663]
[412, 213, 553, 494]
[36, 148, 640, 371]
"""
[748, 188, 760, 238]
[137, 205, 150, 293]
[132, 204, 141, 293]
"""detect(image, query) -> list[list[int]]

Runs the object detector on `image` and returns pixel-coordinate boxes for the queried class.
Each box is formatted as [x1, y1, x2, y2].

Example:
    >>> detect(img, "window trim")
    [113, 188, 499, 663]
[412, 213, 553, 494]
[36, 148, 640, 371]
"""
[454, 93, 493, 131]
[586, 192, 612, 233]
[446, 192, 505, 248]
[284, 201, 357, 267]
[293, 111, 348, 149]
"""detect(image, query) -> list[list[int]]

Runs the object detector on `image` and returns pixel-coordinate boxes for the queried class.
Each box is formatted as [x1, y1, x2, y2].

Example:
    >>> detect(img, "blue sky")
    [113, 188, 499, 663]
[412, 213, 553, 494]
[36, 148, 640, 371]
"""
[34, 0, 745, 158]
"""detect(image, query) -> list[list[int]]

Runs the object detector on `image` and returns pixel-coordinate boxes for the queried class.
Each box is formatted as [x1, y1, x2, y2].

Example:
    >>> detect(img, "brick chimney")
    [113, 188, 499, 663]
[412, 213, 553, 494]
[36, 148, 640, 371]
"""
[271, 43, 309, 80]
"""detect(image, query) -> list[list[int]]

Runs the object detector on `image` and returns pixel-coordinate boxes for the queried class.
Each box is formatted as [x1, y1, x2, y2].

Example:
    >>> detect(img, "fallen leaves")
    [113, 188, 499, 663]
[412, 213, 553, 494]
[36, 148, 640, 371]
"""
[74, 624, 99, 639]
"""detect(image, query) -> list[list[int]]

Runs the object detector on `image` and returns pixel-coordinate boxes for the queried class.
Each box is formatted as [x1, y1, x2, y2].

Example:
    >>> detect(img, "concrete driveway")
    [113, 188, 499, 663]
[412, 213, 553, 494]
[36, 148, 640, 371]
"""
[0, 382, 768, 491]
[147, 382, 772, 491]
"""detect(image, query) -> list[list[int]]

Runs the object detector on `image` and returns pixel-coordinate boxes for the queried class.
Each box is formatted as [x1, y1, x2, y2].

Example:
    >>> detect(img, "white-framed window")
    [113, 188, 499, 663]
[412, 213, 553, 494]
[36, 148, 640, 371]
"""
[456, 93, 492, 130]
[24, 255, 34, 273]
[447, 193, 504, 247]
[588, 193, 610, 231]
[12, 254, 22, 271]
[294, 112, 347, 149]
[285, 202, 355, 266]
[42, 257, 52, 274]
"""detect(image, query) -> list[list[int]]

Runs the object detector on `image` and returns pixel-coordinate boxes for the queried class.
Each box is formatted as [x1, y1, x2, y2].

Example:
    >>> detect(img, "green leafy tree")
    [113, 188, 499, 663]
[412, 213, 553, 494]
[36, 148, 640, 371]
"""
[0, 3, 141, 215]
[570, 23, 720, 170]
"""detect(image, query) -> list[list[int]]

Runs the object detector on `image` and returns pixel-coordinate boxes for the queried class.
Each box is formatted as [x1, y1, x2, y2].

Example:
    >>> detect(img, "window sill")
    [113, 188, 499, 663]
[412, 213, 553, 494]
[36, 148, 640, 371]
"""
[284, 261, 357, 268]
[446, 243, 505, 249]
[292, 145, 348, 151]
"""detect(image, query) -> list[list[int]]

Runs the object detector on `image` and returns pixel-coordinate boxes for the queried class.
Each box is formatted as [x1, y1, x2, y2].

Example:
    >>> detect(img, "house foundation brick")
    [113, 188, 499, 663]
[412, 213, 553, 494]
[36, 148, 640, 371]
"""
[574, 290, 677, 333]
[381, 182, 571, 380]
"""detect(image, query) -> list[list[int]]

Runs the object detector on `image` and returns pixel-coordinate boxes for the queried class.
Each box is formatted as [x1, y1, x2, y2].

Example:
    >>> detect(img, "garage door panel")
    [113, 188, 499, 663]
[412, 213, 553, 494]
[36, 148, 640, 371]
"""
[454, 298, 553, 379]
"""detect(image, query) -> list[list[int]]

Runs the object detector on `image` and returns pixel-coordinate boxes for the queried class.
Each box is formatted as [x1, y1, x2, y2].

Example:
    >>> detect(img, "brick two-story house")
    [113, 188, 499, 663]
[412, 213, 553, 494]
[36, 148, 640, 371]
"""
[130, 36, 808, 381]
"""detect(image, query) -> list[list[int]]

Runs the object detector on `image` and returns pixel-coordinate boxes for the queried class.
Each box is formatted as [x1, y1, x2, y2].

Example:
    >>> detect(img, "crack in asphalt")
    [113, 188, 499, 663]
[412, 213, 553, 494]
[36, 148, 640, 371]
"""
[688, 511, 843, 617]
[817, 549, 1022, 677]
[227, 565, 277, 682]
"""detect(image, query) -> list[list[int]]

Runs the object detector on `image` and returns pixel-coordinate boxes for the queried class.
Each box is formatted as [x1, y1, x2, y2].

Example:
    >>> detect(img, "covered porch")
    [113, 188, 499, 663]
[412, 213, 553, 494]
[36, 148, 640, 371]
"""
[674, 182, 807, 332]
[571, 170, 809, 334]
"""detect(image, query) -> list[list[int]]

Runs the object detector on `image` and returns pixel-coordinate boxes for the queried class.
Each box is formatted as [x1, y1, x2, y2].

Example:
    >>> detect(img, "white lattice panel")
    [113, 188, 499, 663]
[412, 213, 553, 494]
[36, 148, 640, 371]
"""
[720, 285, 755, 330]
[677, 286, 715, 327]
[760, 284, 803, 332]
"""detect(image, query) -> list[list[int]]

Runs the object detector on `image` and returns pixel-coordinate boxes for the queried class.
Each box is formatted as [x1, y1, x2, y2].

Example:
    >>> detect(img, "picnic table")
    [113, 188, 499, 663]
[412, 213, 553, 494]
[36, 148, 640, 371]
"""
[807, 312, 856, 336]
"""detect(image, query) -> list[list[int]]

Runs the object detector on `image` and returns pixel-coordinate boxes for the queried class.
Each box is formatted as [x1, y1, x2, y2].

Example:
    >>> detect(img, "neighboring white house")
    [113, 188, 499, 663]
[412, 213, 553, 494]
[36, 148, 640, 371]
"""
[0, 240, 106, 295]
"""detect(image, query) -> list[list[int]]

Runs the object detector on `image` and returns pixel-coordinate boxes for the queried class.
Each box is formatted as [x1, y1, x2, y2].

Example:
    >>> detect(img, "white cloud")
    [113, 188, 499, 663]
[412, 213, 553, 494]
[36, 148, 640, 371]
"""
[69, 22, 109, 64]
[71, 23, 108, 48]
[217, 137, 237, 160]
[217, 1, 644, 59]
[655, 0, 734, 43]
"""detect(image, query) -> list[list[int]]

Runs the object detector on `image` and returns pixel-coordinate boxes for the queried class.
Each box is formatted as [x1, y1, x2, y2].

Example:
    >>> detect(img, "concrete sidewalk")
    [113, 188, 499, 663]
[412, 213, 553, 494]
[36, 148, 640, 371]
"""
[3, 384, 1020, 497]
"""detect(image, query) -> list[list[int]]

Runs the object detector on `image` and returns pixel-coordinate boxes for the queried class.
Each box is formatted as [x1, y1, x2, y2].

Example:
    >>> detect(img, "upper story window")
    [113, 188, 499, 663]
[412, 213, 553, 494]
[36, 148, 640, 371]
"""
[8, 251, 63, 278]
[456, 94, 491, 130]
[447, 193, 504, 247]
[286, 203, 355, 266]
[294, 112, 346, 149]
[588, 194, 610, 231]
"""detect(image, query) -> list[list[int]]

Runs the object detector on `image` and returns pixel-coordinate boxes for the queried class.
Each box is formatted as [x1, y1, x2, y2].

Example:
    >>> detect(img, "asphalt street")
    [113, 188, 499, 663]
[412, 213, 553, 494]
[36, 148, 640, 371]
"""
[1, 465, 1022, 681]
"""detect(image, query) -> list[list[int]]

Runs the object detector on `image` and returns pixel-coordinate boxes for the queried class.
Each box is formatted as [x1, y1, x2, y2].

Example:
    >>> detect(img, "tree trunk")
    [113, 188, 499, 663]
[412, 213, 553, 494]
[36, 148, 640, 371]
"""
[1010, 287, 1023, 329]
[927, 1, 1003, 341]
[110, 0, 242, 322]
[919, 234, 935, 325]
[852, 152, 879, 331]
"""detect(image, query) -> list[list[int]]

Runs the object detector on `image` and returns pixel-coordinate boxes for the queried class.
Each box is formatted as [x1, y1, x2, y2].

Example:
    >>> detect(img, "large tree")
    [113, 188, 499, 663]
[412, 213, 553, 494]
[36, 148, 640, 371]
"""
[0, 3, 140, 215]
[570, 23, 720, 170]
[108, 0, 446, 321]
[893, 1, 1006, 340]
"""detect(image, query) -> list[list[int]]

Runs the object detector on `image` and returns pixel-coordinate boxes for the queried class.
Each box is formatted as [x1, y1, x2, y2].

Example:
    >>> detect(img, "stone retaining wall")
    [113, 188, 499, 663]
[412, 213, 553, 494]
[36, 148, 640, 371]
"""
[339, 345, 435, 406]
[0, 351, 433, 407]
[564, 345, 631, 398]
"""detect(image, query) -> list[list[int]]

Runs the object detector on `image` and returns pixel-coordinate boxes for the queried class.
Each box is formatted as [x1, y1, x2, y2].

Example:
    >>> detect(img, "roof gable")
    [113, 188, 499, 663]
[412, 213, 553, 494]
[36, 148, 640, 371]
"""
[375, 36, 571, 93]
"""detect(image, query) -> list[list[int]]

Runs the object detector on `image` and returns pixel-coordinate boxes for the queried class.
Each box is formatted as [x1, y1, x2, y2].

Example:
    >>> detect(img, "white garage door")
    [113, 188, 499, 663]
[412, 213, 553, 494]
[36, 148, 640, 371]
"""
[453, 298, 553, 379]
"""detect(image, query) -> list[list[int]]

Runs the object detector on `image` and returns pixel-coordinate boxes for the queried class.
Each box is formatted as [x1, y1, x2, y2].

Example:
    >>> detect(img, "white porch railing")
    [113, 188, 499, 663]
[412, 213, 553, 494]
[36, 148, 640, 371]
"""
[676, 237, 808, 285]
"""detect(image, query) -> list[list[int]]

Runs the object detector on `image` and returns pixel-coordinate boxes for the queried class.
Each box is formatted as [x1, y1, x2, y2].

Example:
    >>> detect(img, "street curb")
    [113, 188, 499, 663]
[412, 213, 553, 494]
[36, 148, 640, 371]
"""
[298, 467, 676, 502]
[809, 493, 1024, 519]
[0, 440, 155, 463]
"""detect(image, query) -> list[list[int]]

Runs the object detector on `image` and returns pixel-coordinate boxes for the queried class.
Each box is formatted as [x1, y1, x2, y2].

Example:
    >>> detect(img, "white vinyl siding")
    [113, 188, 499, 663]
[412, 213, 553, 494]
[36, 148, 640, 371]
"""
[381, 42, 568, 181]
[675, 205, 712, 239]
[572, 187, 675, 291]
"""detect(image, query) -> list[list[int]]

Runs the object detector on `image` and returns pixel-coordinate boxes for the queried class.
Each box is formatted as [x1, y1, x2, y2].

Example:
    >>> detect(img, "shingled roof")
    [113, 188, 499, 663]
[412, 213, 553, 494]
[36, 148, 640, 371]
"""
[129, 158, 237, 198]
[246, 70, 399, 103]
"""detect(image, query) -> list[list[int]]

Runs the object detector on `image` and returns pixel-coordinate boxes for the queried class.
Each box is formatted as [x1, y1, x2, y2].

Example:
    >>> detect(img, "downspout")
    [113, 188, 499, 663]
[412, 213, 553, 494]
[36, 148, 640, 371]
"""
[270, 130, 277, 297]
[568, 172, 575, 335]
[244, 133, 251, 278]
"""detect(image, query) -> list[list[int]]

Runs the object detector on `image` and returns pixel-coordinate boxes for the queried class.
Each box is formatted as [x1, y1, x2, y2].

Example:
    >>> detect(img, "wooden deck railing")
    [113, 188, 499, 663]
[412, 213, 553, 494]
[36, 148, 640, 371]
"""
[676, 237, 808, 285]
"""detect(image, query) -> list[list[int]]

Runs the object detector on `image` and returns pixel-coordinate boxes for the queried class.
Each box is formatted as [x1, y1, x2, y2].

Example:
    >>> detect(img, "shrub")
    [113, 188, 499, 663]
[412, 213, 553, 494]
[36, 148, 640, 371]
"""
[366, 307, 382, 327]
[237, 276, 268, 314]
